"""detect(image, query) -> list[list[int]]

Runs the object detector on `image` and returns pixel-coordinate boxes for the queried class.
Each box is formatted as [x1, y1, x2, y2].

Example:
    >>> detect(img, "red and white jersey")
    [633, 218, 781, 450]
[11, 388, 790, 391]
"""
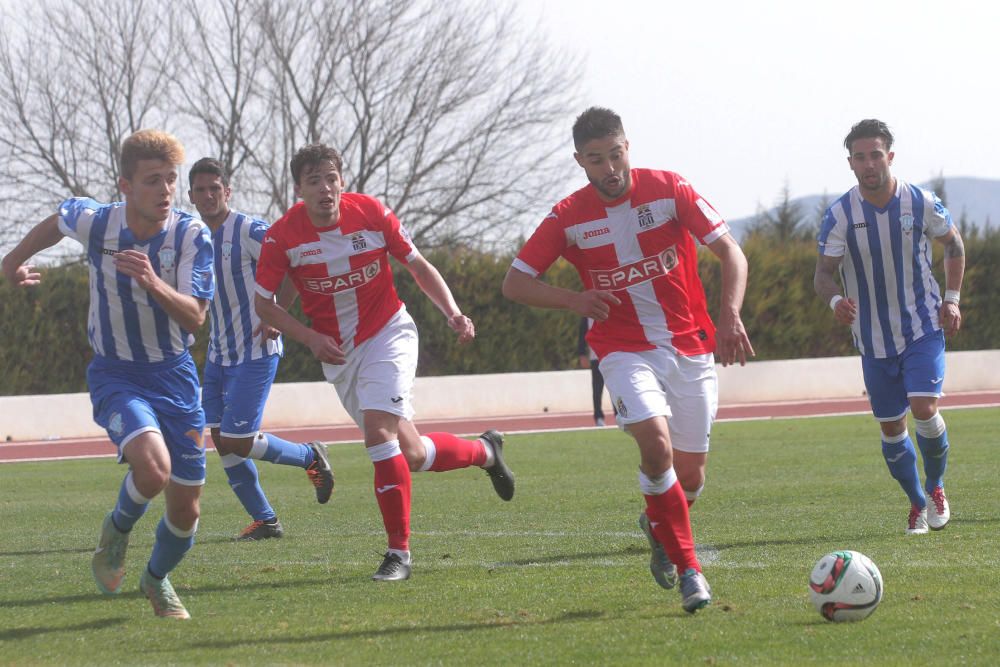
[255, 193, 419, 350]
[513, 169, 729, 359]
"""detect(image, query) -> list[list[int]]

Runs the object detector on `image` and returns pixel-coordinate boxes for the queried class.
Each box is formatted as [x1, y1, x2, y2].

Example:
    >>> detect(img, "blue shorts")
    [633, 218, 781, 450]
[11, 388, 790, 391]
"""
[861, 330, 946, 422]
[202, 354, 279, 438]
[87, 353, 206, 485]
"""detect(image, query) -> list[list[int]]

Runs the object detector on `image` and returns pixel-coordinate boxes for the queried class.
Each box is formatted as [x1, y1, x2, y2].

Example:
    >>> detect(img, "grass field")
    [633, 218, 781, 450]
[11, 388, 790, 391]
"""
[2, 409, 999, 666]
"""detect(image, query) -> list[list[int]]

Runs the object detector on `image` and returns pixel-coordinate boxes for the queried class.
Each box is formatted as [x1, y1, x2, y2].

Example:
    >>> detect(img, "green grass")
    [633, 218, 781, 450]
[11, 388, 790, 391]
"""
[2, 409, 999, 665]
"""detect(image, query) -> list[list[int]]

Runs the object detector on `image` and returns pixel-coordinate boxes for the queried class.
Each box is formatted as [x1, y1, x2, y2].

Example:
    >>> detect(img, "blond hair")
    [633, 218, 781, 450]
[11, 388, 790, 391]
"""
[119, 130, 185, 179]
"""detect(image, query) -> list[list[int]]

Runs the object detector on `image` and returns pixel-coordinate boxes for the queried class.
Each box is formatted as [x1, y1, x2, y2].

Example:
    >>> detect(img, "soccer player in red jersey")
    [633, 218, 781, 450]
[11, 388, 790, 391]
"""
[253, 144, 514, 581]
[503, 107, 754, 613]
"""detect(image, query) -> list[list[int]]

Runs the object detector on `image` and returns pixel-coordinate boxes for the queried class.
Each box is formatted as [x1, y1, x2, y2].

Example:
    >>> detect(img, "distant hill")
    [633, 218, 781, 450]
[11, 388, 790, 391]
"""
[727, 176, 1000, 240]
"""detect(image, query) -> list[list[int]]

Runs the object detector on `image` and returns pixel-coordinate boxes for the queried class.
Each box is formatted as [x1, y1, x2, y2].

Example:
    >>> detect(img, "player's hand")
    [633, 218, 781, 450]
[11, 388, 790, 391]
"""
[940, 302, 962, 337]
[307, 331, 346, 365]
[113, 249, 160, 290]
[716, 312, 755, 367]
[447, 314, 475, 344]
[578, 354, 590, 369]
[569, 290, 621, 321]
[833, 296, 857, 326]
[252, 321, 282, 341]
[2, 262, 42, 287]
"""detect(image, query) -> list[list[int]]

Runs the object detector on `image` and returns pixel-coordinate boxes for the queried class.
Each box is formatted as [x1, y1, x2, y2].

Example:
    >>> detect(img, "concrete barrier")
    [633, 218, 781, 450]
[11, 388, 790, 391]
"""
[3, 350, 999, 441]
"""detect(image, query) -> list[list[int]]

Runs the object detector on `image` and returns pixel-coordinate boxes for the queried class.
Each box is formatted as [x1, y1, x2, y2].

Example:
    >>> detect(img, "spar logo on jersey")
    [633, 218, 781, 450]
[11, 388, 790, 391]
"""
[589, 246, 679, 291]
[637, 204, 655, 229]
[302, 260, 381, 295]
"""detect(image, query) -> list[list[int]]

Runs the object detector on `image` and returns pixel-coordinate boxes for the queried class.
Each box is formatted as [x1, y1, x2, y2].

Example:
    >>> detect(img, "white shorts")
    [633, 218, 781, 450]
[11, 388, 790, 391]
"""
[322, 309, 418, 429]
[599, 348, 718, 453]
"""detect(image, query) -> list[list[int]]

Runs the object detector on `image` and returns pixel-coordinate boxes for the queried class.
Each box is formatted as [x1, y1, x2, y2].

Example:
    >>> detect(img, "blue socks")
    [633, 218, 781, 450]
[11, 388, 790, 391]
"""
[249, 433, 315, 468]
[220, 453, 277, 522]
[111, 471, 150, 533]
[881, 431, 926, 508]
[148, 516, 196, 579]
[914, 413, 949, 493]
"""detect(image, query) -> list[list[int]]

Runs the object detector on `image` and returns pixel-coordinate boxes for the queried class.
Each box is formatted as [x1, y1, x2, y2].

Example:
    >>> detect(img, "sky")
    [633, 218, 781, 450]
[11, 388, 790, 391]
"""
[520, 0, 1000, 219]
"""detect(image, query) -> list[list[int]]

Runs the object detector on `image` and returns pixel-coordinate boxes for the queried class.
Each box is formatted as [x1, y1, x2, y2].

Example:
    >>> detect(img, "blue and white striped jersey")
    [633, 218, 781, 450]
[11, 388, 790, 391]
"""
[58, 197, 215, 362]
[207, 210, 283, 365]
[817, 180, 952, 358]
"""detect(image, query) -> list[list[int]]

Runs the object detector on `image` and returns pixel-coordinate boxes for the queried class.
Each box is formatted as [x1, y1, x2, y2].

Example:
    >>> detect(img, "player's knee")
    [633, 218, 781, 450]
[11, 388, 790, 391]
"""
[677, 467, 705, 494]
[132, 466, 170, 497]
[910, 402, 939, 422]
[217, 435, 254, 458]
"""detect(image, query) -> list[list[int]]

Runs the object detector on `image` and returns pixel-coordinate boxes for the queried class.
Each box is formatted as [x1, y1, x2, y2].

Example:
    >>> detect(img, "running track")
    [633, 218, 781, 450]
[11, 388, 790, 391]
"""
[3, 391, 998, 464]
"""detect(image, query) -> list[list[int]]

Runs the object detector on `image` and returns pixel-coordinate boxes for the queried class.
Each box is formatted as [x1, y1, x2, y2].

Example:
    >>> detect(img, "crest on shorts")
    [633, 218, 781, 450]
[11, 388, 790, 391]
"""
[108, 412, 124, 438]
[616, 397, 628, 418]
[221, 241, 233, 261]
[900, 214, 914, 235]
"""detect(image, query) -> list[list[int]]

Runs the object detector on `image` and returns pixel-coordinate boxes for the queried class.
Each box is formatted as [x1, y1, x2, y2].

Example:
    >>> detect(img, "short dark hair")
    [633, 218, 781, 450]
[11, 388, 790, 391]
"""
[188, 157, 229, 188]
[572, 107, 625, 150]
[844, 119, 894, 153]
[290, 143, 344, 185]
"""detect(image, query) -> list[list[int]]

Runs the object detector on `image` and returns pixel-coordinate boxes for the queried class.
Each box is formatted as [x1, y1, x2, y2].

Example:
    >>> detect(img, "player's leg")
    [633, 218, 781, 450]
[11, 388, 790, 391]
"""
[863, 355, 927, 534]
[141, 414, 207, 620]
[904, 332, 950, 529]
[364, 409, 412, 582]
[590, 359, 606, 426]
[664, 353, 718, 507]
[400, 421, 514, 501]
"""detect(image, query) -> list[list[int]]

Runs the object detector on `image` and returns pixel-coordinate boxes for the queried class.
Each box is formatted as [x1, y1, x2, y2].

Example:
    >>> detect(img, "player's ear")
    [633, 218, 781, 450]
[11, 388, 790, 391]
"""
[119, 175, 131, 196]
[887, 151, 894, 166]
[573, 151, 585, 168]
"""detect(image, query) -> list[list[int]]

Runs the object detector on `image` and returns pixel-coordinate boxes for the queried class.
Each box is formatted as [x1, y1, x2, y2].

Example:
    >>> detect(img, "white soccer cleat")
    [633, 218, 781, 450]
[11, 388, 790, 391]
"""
[140, 569, 191, 619]
[906, 505, 929, 535]
[927, 487, 950, 530]
[92, 512, 129, 595]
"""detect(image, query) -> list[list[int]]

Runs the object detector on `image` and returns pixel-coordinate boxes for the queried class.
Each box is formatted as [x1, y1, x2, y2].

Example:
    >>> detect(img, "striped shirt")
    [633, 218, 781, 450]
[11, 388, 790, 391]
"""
[58, 197, 214, 362]
[207, 210, 282, 365]
[817, 180, 952, 358]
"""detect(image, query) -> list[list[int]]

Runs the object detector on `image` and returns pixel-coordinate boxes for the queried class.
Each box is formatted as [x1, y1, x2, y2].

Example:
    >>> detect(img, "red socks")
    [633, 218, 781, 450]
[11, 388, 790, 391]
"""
[421, 432, 487, 471]
[368, 441, 411, 551]
[644, 479, 700, 573]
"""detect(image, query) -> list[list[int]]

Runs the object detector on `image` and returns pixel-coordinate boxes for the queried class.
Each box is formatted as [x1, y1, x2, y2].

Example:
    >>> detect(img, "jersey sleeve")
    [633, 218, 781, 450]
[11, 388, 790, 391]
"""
[923, 191, 953, 238]
[379, 202, 419, 263]
[672, 176, 729, 244]
[243, 217, 271, 261]
[176, 222, 215, 300]
[512, 210, 567, 277]
[56, 197, 101, 248]
[817, 206, 847, 257]
[255, 224, 290, 298]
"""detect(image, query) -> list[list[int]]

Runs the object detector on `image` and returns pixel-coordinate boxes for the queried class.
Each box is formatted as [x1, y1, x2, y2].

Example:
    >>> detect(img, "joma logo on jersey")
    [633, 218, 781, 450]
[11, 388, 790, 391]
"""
[300, 248, 323, 257]
[582, 227, 610, 240]
[589, 247, 678, 291]
[302, 260, 381, 295]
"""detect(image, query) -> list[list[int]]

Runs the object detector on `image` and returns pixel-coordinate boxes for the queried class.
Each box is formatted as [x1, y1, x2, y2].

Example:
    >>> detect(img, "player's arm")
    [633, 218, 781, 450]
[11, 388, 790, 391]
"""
[405, 254, 474, 343]
[502, 268, 621, 321]
[113, 249, 209, 332]
[1, 214, 64, 286]
[936, 227, 965, 336]
[253, 292, 345, 364]
[814, 253, 856, 326]
[705, 234, 755, 366]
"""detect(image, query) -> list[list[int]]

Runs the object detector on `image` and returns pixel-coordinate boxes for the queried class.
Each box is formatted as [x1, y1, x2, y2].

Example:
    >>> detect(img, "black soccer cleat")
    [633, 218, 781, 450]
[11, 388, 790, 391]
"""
[236, 519, 284, 541]
[372, 552, 411, 581]
[480, 430, 514, 501]
[306, 442, 335, 504]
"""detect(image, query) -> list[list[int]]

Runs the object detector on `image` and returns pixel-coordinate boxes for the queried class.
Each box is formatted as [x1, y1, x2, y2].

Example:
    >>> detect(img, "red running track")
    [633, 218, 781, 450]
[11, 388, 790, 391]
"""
[2, 391, 998, 464]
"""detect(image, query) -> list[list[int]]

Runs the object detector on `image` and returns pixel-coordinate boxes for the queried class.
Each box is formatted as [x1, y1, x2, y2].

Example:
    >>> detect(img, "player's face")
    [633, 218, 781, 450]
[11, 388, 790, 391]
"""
[120, 159, 179, 224]
[847, 137, 894, 194]
[575, 134, 631, 201]
[188, 173, 231, 226]
[295, 160, 344, 226]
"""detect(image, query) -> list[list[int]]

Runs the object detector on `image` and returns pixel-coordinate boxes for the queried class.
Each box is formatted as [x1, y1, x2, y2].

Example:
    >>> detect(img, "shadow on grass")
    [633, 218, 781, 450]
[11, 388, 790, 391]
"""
[493, 544, 646, 567]
[185, 609, 607, 650]
[0, 617, 127, 641]
[0, 546, 93, 557]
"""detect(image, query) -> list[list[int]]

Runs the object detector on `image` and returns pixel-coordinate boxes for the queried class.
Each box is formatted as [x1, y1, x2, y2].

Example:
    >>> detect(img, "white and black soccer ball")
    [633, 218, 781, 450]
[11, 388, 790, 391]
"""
[808, 550, 883, 622]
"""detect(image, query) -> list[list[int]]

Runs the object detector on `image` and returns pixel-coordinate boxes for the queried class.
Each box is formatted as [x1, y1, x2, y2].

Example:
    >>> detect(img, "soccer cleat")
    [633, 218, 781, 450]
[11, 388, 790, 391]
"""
[140, 569, 190, 619]
[639, 512, 678, 590]
[480, 430, 514, 501]
[236, 519, 284, 541]
[92, 512, 129, 595]
[927, 486, 950, 530]
[906, 505, 929, 535]
[372, 552, 411, 582]
[595, 417, 606, 427]
[679, 568, 712, 613]
[306, 442, 335, 504]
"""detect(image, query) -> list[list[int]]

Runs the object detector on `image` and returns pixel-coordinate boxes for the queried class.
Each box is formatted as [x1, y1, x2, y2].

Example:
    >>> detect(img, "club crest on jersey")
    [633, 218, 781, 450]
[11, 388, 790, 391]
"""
[221, 241, 233, 261]
[302, 259, 381, 295]
[351, 232, 368, 252]
[589, 246, 678, 291]
[900, 213, 914, 235]
[636, 204, 655, 229]
[158, 247, 176, 277]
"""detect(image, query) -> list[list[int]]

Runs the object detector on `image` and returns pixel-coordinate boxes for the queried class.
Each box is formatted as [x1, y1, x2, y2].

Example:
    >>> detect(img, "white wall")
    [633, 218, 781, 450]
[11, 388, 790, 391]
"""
[3, 350, 999, 441]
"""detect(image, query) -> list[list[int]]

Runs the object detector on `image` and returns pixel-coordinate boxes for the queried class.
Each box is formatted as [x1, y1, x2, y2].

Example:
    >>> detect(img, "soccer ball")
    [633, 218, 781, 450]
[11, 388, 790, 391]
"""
[808, 550, 883, 622]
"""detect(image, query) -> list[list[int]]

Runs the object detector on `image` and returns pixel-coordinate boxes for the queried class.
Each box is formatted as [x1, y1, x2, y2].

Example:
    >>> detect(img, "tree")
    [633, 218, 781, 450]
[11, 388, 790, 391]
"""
[747, 182, 808, 243]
